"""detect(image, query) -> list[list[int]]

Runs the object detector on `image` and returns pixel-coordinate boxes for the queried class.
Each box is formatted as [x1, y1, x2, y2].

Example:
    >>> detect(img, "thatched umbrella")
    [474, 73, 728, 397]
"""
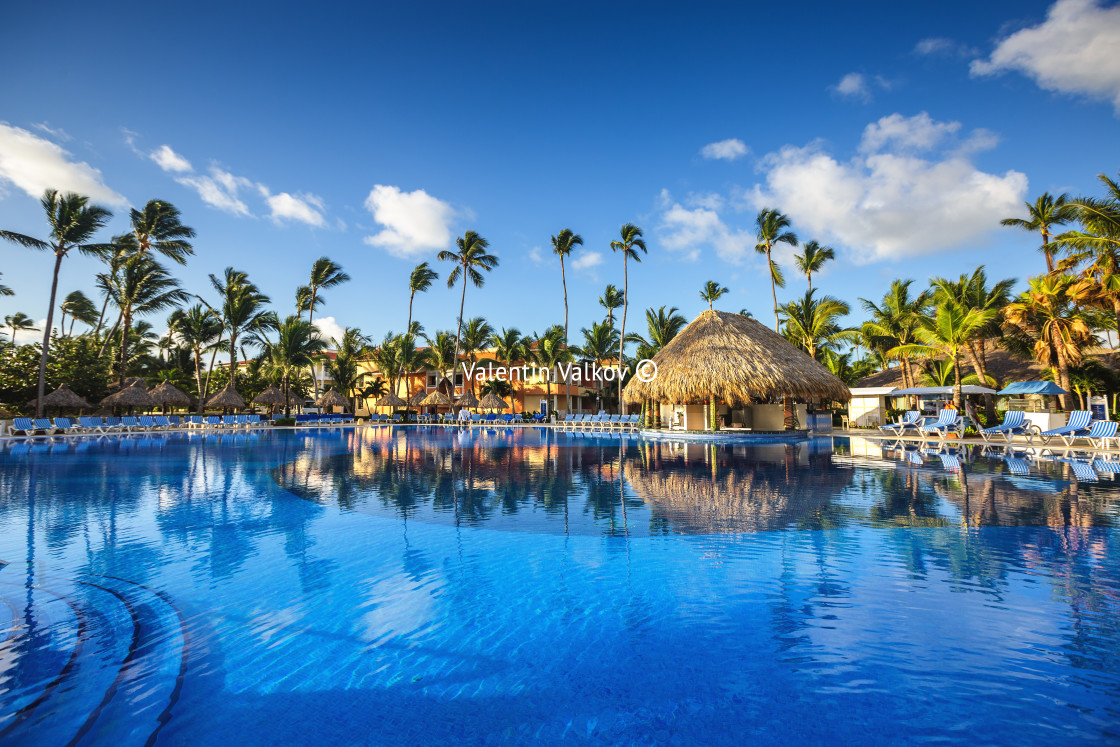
[316, 388, 349, 413]
[252, 385, 287, 415]
[478, 393, 509, 412]
[420, 390, 451, 407]
[409, 391, 427, 406]
[101, 381, 156, 412]
[32, 384, 92, 411]
[150, 381, 191, 411]
[206, 382, 247, 410]
[623, 309, 850, 429]
[374, 393, 407, 408]
[456, 391, 479, 409]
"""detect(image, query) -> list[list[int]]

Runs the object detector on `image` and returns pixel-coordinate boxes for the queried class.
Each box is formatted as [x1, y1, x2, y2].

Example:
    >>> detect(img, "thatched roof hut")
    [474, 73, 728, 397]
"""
[253, 385, 287, 406]
[478, 393, 509, 411]
[206, 382, 246, 409]
[31, 384, 92, 410]
[373, 393, 407, 408]
[409, 391, 428, 406]
[101, 381, 156, 409]
[623, 310, 850, 404]
[419, 390, 450, 407]
[316, 388, 349, 409]
[456, 391, 480, 408]
[150, 381, 191, 407]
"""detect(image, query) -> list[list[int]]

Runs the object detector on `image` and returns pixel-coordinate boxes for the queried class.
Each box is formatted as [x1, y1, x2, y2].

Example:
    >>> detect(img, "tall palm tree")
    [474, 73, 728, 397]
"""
[439, 231, 499, 371]
[699, 281, 728, 310]
[626, 306, 687, 427]
[327, 327, 372, 413]
[302, 257, 350, 398]
[4, 312, 38, 343]
[206, 267, 272, 374]
[528, 328, 572, 416]
[551, 228, 583, 413]
[109, 256, 189, 386]
[93, 240, 130, 343]
[488, 327, 525, 411]
[793, 240, 835, 292]
[778, 290, 852, 360]
[1003, 275, 1095, 411]
[599, 284, 625, 328]
[405, 262, 438, 335]
[576, 320, 622, 361]
[610, 223, 646, 414]
[859, 280, 932, 392]
[460, 316, 495, 395]
[59, 290, 98, 336]
[0, 273, 12, 297]
[1000, 192, 1075, 273]
[168, 304, 221, 409]
[117, 199, 196, 264]
[263, 315, 328, 416]
[754, 208, 798, 330]
[1, 189, 112, 416]
[1054, 172, 1120, 341]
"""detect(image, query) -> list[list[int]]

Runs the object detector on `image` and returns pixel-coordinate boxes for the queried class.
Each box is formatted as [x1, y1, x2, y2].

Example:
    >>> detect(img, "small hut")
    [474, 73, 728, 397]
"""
[478, 393, 510, 412]
[456, 391, 479, 410]
[206, 382, 247, 411]
[101, 381, 156, 413]
[31, 384, 92, 412]
[420, 390, 450, 407]
[316, 388, 350, 413]
[623, 310, 850, 431]
[253, 385, 287, 414]
[150, 381, 192, 413]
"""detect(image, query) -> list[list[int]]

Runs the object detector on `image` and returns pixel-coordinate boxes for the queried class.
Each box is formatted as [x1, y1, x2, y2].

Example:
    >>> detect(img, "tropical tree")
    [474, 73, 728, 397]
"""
[793, 240, 835, 292]
[488, 327, 526, 411]
[92, 240, 130, 342]
[206, 267, 272, 374]
[610, 223, 647, 414]
[59, 290, 98, 336]
[0, 189, 112, 416]
[778, 290, 852, 360]
[327, 327, 372, 412]
[1000, 192, 1075, 273]
[4, 312, 38, 344]
[626, 306, 687, 426]
[1003, 274, 1096, 411]
[754, 208, 798, 329]
[424, 330, 461, 397]
[405, 262, 438, 334]
[575, 320, 621, 361]
[0, 273, 13, 297]
[699, 281, 728, 310]
[551, 228, 584, 413]
[440, 231, 499, 371]
[599, 284, 625, 328]
[168, 304, 221, 408]
[859, 280, 932, 392]
[1053, 172, 1120, 342]
[301, 256, 350, 397]
[460, 316, 495, 395]
[263, 315, 328, 416]
[528, 327, 572, 416]
[109, 256, 189, 386]
[891, 298, 996, 411]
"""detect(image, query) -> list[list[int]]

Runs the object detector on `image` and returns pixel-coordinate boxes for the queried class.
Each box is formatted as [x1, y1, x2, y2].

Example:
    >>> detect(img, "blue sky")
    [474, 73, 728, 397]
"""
[2, 0, 1119, 346]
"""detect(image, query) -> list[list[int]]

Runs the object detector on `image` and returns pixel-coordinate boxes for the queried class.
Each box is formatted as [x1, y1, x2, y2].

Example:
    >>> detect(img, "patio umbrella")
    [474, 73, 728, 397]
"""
[253, 385, 287, 406]
[31, 384, 92, 411]
[150, 381, 191, 409]
[419, 390, 451, 406]
[101, 381, 156, 411]
[316, 388, 350, 412]
[206, 382, 247, 410]
[456, 391, 479, 409]
[373, 393, 407, 408]
[478, 393, 510, 411]
[409, 391, 428, 406]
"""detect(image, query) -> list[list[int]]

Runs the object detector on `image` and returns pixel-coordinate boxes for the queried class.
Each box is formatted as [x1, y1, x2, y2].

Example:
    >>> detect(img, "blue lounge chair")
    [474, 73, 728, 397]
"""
[78, 416, 108, 433]
[10, 417, 40, 436]
[205, 415, 221, 428]
[139, 415, 159, 430]
[879, 410, 923, 437]
[53, 417, 78, 433]
[1083, 420, 1119, 450]
[980, 410, 1035, 444]
[1092, 458, 1120, 474]
[33, 418, 59, 434]
[920, 409, 965, 441]
[1040, 411, 1093, 446]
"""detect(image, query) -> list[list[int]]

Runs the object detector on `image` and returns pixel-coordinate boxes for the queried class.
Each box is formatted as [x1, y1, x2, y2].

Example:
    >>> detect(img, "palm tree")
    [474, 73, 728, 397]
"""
[93, 240, 130, 343]
[859, 280, 932, 393]
[551, 228, 583, 413]
[699, 281, 728, 310]
[59, 290, 98, 336]
[1000, 192, 1075, 273]
[206, 267, 272, 374]
[754, 208, 798, 329]
[528, 328, 572, 416]
[168, 304, 221, 409]
[626, 306, 687, 426]
[793, 240, 835, 292]
[488, 327, 525, 411]
[460, 316, 495, 394]
[117, 199, 196, 264]
[778, 290, 852, 360]
[1003, 275, 1095, 411]
[610, 223, 647, 414]
[424, 330, 461, 398]
[4, 312, 38, 343]
[327, 327, 372, 412]
[263, 315, 328, 416]
[891, 298, 996, 411]
[0, 273, 12, 296]
[599, 284, 625, 328]
[109, 256, 189, 386]
[393, 333, 431, 419]
[576, 320, 621, 361]
[439, 231, 499, 370]
[1054, 172, 1120, 342]
[1, 189, 112, 416]
[302, 257, 350, 398]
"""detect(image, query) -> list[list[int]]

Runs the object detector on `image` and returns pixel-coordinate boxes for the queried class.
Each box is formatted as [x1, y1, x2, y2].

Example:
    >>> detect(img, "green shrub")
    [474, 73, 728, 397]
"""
[273, 417, 295, 427]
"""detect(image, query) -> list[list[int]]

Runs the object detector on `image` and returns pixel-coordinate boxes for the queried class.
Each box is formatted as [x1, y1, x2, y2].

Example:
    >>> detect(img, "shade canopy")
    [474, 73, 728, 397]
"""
[419, 390, 451, 406]
[149, 381, 191, 406]
[101, 381, 156, 408]
[623, 309, 850, 404]
[206, 382, 247, 409]
[32, 384, 91, 409]
[316, 388, 349, 408]
[997, 381, 1069, 396]
[409, 391, 428, 406]
[252, 385, 288, 406]
[455, 391, 480, 408]
[891, 385, 997, 396]
[478, 393, 510, 411]
[373, 393, 407, 407]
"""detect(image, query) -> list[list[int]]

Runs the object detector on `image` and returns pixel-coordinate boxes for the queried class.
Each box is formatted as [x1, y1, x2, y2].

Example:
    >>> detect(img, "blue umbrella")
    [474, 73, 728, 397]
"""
[997, 381, 1068, 396]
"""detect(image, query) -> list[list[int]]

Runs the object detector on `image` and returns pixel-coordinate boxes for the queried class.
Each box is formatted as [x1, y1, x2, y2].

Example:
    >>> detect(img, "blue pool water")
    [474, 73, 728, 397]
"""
[0, 427, 1117, 744]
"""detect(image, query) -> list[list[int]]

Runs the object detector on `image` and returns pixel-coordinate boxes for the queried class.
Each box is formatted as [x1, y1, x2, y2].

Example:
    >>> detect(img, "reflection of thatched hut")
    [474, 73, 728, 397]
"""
[479, 393, 509, 411]
[316, 388, 349, 412]
[623, 310, 850, 430]
[206, 382, 247, 410]
[150, 381, 191, 409]
[101, 381, 155, 411]
[31, 384, 91, 411]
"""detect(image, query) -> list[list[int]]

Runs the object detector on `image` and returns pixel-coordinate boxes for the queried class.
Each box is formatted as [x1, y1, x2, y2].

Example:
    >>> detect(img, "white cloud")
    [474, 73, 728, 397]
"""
[832, 73, 871, 101]
[700, 138, 749, 161]
[176, 167, 253, 216]
[149, 145, 193, 173]
[572, 251, 603, 271]
[657, 194, 755, 264]
[0, 123, 127, 207]
[749, 112, 1028, 263]
[686, 192, 725, 210]
[261, 189, 325, 227]
[9, 318, 48, 345]
[528, 246, 544, 264]
[313, 316, 345, 346]
[32, 123, 71, 142]
[914, 37, 978, 57]
[362, 185, 456, 258]
[971, 0, 1120, 112]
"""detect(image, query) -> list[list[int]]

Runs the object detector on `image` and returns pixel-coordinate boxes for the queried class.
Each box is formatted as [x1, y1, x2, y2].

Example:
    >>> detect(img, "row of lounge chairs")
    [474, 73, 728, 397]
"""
[559, 413, 641, 431]
[292, 413, 355, 425]
[880, 408, 1120, 450]
[9, 415, 268, 435]
[879, 410, 966, 442]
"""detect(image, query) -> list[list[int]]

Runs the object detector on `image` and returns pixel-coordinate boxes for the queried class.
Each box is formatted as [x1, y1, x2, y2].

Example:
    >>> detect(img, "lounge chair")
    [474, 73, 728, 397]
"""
[205, 415, 221, 429]
[105, 416, 125, 431]
[53, 417, 79, 434]
[919, 409, 965, 441]
[139, 415, 159, 430]
[1040, 411, 1093, 446]
[152, 415, 171, 429]
[628, 413, 641, 430]
[78, 416, 109, 433]
[1082, 420, 1119, 450]
[879, 410, 923, 437]
[10, 418, 39, 436]
[980, 410, 1035, 444]
[32, 417, 60, 434]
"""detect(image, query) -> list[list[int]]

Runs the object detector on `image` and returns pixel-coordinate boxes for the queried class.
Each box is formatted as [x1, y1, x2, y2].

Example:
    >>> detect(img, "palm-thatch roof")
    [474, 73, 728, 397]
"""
[150, 381, 192, 407]
[409, 391, 428, 406]
[455, 391, 480, 408]
[31, 384, 92, 409]
[623, 309, 850, 404]
[478, 393, 509, 411]
[253, 385, 288, 406]
[419, 390, 451, 406]
[316, 388, 349, 408]
[374, 393, 407, 407]
[101, 381, 156, 409]
[206, 382, 247, 409]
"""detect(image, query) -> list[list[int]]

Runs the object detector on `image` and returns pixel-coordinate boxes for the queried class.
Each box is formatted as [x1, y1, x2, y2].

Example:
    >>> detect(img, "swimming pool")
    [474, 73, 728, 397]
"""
[0, 428, 1117, 744]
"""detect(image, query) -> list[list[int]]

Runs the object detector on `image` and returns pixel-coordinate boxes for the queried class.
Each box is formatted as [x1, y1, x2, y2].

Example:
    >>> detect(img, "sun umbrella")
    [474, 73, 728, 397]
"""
[409, 391, 428, 406]
[478, 393, 510, 411]
[150, 381, 191, 408]
[101, 381, 156, 410]
[374, 393, 407, 408]
[206, 382, 247, 410]
[252, 385, 287, 406]
[316, 388, 350, 411]
[31, 384, 92, 410]
[456, 391, 479, 408]
[419, 390, 451, 406]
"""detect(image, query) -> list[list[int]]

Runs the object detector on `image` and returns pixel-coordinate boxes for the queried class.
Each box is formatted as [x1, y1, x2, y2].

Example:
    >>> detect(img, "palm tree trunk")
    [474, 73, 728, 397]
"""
[203, 331, 223, 406]
[452, 262, 467, 390]
[1042, 228, 1054, 274]
[308, 289, 320, 399]
[97, 311, 122, 357]
[619, 254, 628, 416]
[561, 257, 572, 416]
[35, 253, 64, 418]
[1055, 343, 1073, 411]
[193, 347, 205, 414]
[94, 295, 109, 340]
[807, 273, 812, 293]
[952, 350, 963, 411]
[118, 308, 132, 388]
[767, 246, 779, 330]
